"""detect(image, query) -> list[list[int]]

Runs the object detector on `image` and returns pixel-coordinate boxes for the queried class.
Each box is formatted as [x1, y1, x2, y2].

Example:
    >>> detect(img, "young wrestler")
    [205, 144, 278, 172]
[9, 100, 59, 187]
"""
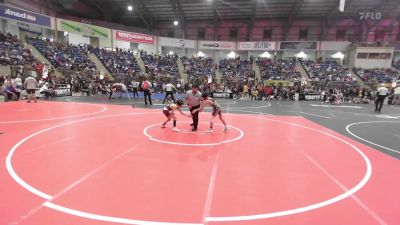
[162, 100, 191, 131]
[192, 93, 228, 133]
[109, 82, 129, 99]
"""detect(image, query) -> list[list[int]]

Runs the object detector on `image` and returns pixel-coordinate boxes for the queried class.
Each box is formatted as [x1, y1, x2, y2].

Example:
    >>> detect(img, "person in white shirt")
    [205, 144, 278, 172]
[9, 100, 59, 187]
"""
[40, 82, 51, 99]
[185, 85, 202, 131]
[24, 75, 38, 103]
[375, 83, 389, 113]
[162, 82, 177, 104]
[392, 85, 400, 105]
[131, 80, 139, 98]
[14, 75, 23, 90]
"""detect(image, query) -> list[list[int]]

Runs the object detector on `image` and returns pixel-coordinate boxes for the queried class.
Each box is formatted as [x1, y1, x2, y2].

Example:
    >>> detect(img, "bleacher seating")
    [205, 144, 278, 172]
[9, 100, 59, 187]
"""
[31, 38, 96, 72]
[258, 58, 301, 80]
[94, 48, 140, 77]
[181, 56, 215, 78]
[0, 32, 34, 66]
[141, 53, 179, 80]
[354, 68, 399, 83]
[301, 59, 352, 82]
[219, 58, 254, 83]
[393, 59, 400, 71]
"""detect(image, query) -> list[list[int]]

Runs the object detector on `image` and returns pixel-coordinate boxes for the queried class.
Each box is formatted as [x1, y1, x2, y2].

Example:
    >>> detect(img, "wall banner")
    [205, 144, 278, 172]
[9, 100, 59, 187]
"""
[57, 19, 111, 38]
[114, 30, 154, 44]
[238, 42, 276, 51]
[199, 41, 236, 50]
[280, 41, 318, 50]
[0, 3, 51, 27]
[159, 37, 196, 48]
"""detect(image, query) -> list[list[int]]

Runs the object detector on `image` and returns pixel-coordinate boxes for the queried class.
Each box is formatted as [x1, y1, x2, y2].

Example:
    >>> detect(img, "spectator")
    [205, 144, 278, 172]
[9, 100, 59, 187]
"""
[24, 75, 38, 103]
[300, 59, 352, 82]
[14, 75, 23, 90]
[3, 76, 20, 101]
[392, 84, 400, 105]
[94, 48, 140, 78]
[40, 82, 53, 99]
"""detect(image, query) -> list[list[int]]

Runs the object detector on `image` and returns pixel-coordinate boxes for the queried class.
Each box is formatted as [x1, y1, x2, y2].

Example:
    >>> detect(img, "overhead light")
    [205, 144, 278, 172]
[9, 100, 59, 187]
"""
[173, 20, 179, 26]
[332, 52, 344, 59]
[168, 51, 174, 55]
[259, 52, 271, 58]
[296, 51, 306, 58]
[127, 5, 133, 11]
[197, 51, 205, 57]
[227, 51, 236, 59]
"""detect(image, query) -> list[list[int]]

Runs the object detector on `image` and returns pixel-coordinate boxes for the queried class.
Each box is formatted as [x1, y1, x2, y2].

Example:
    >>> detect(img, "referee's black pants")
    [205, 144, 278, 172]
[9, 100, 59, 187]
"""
[375, 95, 386, 112]
[190, 105, 200, 129]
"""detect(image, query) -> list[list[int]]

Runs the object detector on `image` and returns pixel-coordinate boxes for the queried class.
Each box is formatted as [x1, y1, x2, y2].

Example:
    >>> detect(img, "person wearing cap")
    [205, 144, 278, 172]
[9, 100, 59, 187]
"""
[375, 83, 389, 113]
[185, 84, 202, 131]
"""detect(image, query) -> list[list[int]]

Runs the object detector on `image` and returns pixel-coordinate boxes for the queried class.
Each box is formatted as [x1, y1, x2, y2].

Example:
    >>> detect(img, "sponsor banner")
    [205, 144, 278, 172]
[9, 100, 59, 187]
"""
[264, 80, 292, 86]
[304, 94, 323, 101]
[280, 41, 318, 50]
[114, 30, 154, 44]
[22, 86, 71, 98]
[359, 11, 382, 20]
[159, 37, 196, 48]
[57, 19, 111, 38]
[320, 41, 351, 51]
[238, 42, 276, 51]
[212, 92, 233, 99]
[0, 3, 51, 27]
[199, 41, 236, 50]
[54, 86, 71, 97]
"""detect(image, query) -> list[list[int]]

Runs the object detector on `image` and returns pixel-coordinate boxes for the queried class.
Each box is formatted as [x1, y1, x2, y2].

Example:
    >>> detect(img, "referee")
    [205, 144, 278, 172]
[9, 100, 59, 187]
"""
[163, 82, 177, 104]
[186, 84, 202, 132]
[375, 83, 389, 113]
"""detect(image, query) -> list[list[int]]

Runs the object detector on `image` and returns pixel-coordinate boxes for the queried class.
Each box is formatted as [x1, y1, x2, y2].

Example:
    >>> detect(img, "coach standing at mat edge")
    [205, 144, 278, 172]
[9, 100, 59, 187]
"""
[186, 85, 202, 132]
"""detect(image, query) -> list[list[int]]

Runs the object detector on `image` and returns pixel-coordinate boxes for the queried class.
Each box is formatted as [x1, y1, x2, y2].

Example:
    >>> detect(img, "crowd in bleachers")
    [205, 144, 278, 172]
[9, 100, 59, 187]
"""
[94, 48, 140, 77]
[0, 32, 34, 66]
[140, 51, 179, 82]
[392, 59, 400, 71]
[31, 37, 96, 73]
[3, 31, 400, 106]
[300, 59, 353, 82]
[258, 58, 301, 81]
[181, 56, 215, 79]
[353, 68, 399, 83]
[219, 58, 254, 84]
